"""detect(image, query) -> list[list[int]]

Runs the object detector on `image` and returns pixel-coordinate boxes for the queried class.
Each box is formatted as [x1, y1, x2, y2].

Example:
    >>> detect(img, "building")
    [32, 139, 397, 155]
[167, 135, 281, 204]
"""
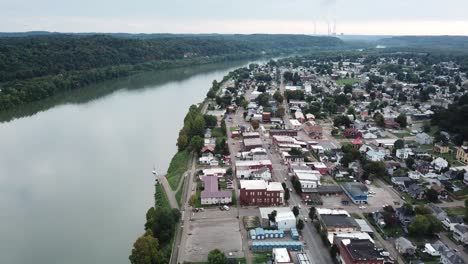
[296, 253, 311, 264]
[427, 203, 448, 221]
[200, 176, 232, 205]
[243, 138, 263, 151]
[415, 132, 433, 145]
[434, 142, 450, 154]
[251, 167, 272, 181]
[334, 238, 384, 264]
[395, 237, 416, 255]
[443, 216, 465, 231]
[432, 157, 449, 171]
[235, 160, 273, 178]
[456, 145, 468, 163]
[440, 249, 466, 264]
[295, 171, 321, 189]
[239, 180, 284, 206]
[453, 224, 468, 244]
[259, 207, 296, 230]
[302, 121, 323, 139]
[269, 129, 298, 137]
[243, 131, 260, 139]
[366, 149, 386, 161]
[272, 248, 294, 264]
[342, 182, 368, 204]
[320, 214, 360, 234]
[202, 168, 226, 177]
[250, 148, 268, 160]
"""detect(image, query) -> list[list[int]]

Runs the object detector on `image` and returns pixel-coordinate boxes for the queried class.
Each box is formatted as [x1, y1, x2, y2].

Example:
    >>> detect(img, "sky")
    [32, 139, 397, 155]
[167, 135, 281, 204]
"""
[1, 0, 468, 35]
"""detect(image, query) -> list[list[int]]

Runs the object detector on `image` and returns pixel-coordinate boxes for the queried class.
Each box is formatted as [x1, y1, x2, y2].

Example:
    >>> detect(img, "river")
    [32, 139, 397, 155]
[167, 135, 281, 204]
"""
[0, 59, 265, 264]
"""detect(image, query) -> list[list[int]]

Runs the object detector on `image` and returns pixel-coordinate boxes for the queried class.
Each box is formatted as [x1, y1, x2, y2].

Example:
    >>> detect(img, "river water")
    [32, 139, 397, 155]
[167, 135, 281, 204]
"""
[0, 60, 263, 264]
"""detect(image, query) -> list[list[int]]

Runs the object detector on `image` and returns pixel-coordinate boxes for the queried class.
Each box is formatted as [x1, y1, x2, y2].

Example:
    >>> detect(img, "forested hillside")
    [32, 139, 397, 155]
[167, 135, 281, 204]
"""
[0, 34, 342, 110]
[378, 36, 468, 50]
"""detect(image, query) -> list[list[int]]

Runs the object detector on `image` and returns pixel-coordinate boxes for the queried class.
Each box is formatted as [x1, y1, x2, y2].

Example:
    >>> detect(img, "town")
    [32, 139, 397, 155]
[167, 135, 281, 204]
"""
[163, 53, 468, 264]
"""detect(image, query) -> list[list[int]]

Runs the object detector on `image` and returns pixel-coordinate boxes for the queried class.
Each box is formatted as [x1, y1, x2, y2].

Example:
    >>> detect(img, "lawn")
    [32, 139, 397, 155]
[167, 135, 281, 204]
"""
[443, 206, 466, 216]
[350, 213, 363, 219]
[455, 186, 468, 196]
[231, 190, 237, 205]
[336, 78, 360, 85]
[166, 150, 191, 190]
[155, 184, 171, 209]
[212, 127, 226, 140]
[382, 225, 405, 237]
[175, 179, 185, 207]
[393, 131, 411, 138]
[253, 252, 272, 264]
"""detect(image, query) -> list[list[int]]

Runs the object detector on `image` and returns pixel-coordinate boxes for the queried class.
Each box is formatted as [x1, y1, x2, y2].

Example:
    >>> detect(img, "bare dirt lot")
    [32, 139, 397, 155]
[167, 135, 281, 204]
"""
[183, 209, 243, 262]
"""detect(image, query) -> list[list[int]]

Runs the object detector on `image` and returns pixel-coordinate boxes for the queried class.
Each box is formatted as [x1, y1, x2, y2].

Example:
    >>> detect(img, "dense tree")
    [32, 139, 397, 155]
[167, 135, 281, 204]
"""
[208, 249, 227, 264]
[292, 206, 300, 217]
[309, 207, 316, 219]
[189, 136, 204, 153]
[273, 91, 284, 103]
[203, 115, 218, 128]
[296, 219, 305, 230]
[395, 113, 407, 128]
[284, 188, 290, 202]
[129, 231, 163, 264]
[333, 115, 352, 128]
[268, 210, 277, 222]
[373, 112, 385, 127]
[394, 139, 405, 150]
[425, 189, 439, 203]
[363, 161, 386, 180]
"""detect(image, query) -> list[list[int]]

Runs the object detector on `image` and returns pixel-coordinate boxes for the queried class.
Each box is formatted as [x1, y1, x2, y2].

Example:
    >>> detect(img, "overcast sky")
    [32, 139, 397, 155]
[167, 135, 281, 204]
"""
[1, 0, 468, 35]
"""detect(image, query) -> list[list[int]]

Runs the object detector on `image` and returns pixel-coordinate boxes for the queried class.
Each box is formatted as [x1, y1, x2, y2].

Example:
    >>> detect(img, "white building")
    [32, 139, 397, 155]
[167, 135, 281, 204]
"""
[366, 149, 386, 161]
[415, 132, 433, 145]
[396, 148, 413, 159]
[432, 157, 449, 171]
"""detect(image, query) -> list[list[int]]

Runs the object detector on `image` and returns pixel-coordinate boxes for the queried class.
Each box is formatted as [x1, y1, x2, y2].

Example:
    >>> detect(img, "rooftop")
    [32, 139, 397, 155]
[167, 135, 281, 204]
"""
[200, 176, 232, 199]
[321, 214, 359, 228]
[342, 182, 368, 197]
[273, 248, 291, 263]
[339, 238, 383, 261]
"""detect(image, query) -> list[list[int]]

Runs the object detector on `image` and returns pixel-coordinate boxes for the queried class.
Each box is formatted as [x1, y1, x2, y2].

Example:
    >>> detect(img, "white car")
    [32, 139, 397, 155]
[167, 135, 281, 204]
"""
[359, 206, 366, 209]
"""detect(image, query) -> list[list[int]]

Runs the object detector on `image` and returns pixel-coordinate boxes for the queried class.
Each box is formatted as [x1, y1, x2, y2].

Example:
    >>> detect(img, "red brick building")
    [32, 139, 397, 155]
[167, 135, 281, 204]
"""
[334, 238, 384, 264]
[239, 180, 284, 206]
[269, 129, 298, 137]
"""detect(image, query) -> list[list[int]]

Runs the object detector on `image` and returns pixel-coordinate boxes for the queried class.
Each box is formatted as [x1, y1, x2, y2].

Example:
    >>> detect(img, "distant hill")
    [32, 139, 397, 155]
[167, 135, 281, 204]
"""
[377, 36, 468, 50]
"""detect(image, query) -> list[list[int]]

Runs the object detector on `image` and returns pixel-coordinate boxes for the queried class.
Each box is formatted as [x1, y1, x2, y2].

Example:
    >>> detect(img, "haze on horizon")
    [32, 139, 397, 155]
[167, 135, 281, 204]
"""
[1, 0, 468, 36]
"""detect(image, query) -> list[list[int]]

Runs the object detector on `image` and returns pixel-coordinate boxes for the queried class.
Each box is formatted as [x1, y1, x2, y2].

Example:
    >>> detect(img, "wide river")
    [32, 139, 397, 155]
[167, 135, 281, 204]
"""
[0, 59, 264, 264]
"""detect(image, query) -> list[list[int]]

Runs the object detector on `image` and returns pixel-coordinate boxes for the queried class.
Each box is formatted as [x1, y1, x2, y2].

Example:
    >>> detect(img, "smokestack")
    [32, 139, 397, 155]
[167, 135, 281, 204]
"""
[333, 18, 337, 35]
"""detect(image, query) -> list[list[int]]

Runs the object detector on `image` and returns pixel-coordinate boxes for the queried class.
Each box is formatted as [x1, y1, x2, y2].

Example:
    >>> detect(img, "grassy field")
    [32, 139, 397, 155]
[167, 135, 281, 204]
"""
[444, 206, 466, 216]
[166, 150, 191, 190]
[175, 179, 185, 207]
[253, 252, 272, 264]
[393, 131, 411, 138]
[155, 184, 171, 209]
[336, 78, 360, 85]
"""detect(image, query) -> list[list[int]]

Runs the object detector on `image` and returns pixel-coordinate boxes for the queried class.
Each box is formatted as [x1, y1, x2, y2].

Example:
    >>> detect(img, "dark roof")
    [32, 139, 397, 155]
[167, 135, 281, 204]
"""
[342, 182, 368, 197]
[337, 238, 383, 261]
[321, 215, 359, 228]
[448, 216, 464, 224]
[407, 183, 423, 195]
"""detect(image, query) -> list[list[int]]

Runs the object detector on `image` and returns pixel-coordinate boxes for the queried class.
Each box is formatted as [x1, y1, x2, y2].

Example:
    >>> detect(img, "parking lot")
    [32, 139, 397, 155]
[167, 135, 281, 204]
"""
[183, 208, 244, 262]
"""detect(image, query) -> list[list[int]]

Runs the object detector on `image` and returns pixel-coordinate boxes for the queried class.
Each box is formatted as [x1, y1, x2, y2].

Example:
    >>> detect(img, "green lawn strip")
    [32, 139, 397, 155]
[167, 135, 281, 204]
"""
[176, 179, 185, 207]
[443, 206, 466, 216]
[166, 150, 190, 190]
[336, 78, 360, 85]
[155, 184, 171, 209]
[350, 213, 363, 219]
[231, 190, 237, 205]
[253, 252, 272, 264]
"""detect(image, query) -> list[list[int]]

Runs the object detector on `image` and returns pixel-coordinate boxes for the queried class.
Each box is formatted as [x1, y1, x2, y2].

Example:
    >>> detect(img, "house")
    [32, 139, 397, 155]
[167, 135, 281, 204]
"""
[453, 224, 468, 244]
[302, 121, 323, 139]
[407, 183, 425, 200]
[396, 206, 415, 226]
[295, 111, 306, 123]
[363, 132, 378, 139]
[443, 216, 465, 231]
[251, 167, 272, 181]
[440, 249, 466, 264]
[464, 172, 468, 185]
[431, 185, 449, 200]
[432, 157, 449, 171]
[391, 177, 413, 187]
[272, 248, 294, 264]
[396, 148, 413, 159]
[427, 203, 448, 221]
[200, 176, 232, 205]
[372, 211, 386, 228]
[408, 171, 422, 180]
[395, 237, 416, 255]
[199, 152, 217, 165]
[434, 142, 450, 154]
[456, 145, 468, 163]
[415, 132, 433, 145]
[235, 160, 273, 178]
[415, 160, 431, 174]
[342, 182, 368, 204]
[239, 180, 284, 206]
[295, 171, 321, 189]
[366, 149, 386, 161]
[384, 119, 401, 129]
[334, 238, 384, 264]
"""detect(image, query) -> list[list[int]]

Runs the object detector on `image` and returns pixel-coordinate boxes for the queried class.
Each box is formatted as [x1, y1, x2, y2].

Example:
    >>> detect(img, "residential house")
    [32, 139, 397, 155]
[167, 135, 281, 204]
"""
[334, 238, 384, 264]
[432, 157, 449, 171]
[396, 148, 413, 159]
[408, 171, 422, 180]
[385, 119, 401, 129]
[407, 183, 425, 200]
[372, 211, 386, 228]
[434, 142, 450, 154]
[415, 132, 434, 145]
[415, 160, 430, 174]
[396, 206, 415, 227]
[395, 237, 417, 255]
[251, 167, 272, 181]
[453, 224, 468, 244]
[443, 216, 465, 231]
[427, 203, 448, 221]
[431, 185, 449, 200]
[440, 249, 466, 264]
[366, 149, 386, 162]
[456, 145, 468, 163]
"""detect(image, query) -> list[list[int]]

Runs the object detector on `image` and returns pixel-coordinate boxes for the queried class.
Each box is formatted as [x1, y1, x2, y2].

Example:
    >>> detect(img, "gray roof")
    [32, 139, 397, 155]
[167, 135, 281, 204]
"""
[341, 182, 368, 197]
[395, 237, 416, 250]
[321, 215, 360, 228]
[427, 203, 445, 215]
[337, 238, 383, 261]
[441, 250, 466, 264]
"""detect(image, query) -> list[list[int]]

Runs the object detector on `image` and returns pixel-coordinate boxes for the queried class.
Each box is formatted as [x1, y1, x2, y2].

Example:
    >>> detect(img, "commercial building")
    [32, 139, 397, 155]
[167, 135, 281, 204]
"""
[235, 160, 273, 179]
[342, 182, 368, 204]
[200, 176, 232, 205]
[243, 138, 263, 151]
[239, 180, 284, 206]
[272, 248, 294, 264]
[334, 238, 384, 264]
[270, 129, 298, 137]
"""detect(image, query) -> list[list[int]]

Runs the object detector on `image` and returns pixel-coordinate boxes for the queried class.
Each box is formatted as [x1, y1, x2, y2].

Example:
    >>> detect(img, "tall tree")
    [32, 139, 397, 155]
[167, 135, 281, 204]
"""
[129, 231, 161, 264]
[208, 249, 228, 264]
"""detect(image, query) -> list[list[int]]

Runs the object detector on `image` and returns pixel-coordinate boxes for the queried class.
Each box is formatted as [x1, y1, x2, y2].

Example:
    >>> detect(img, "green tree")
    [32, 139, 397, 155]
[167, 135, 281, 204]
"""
[343, 84, 353, 94]
[273, 91, 284, 103]
[395, 113, 407, 128]
[177, 132, 189, 151]
[309, 207, 316, 219]
[296, 219, 305, 230]
[191, 115, 206, 137]
[189, 135, 204, 153]
[425, 189, 439, 203]
[373, 112, 385, 127]
[268, 210, 277, 222]
[203, 114, 218, 128]
[208, 249, 227, 264]
[363, 161, 386, 180]
[394, 139, 405, 150]
[129, 231, 161, 264]
[284, 188, 290, 202]
[292, 206, 300, 217]
[409, 215, 431, 236]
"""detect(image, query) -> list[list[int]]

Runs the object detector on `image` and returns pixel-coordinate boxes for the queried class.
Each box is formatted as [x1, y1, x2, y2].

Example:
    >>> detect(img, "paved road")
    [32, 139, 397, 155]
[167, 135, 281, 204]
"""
[160, 176, 180, 209]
